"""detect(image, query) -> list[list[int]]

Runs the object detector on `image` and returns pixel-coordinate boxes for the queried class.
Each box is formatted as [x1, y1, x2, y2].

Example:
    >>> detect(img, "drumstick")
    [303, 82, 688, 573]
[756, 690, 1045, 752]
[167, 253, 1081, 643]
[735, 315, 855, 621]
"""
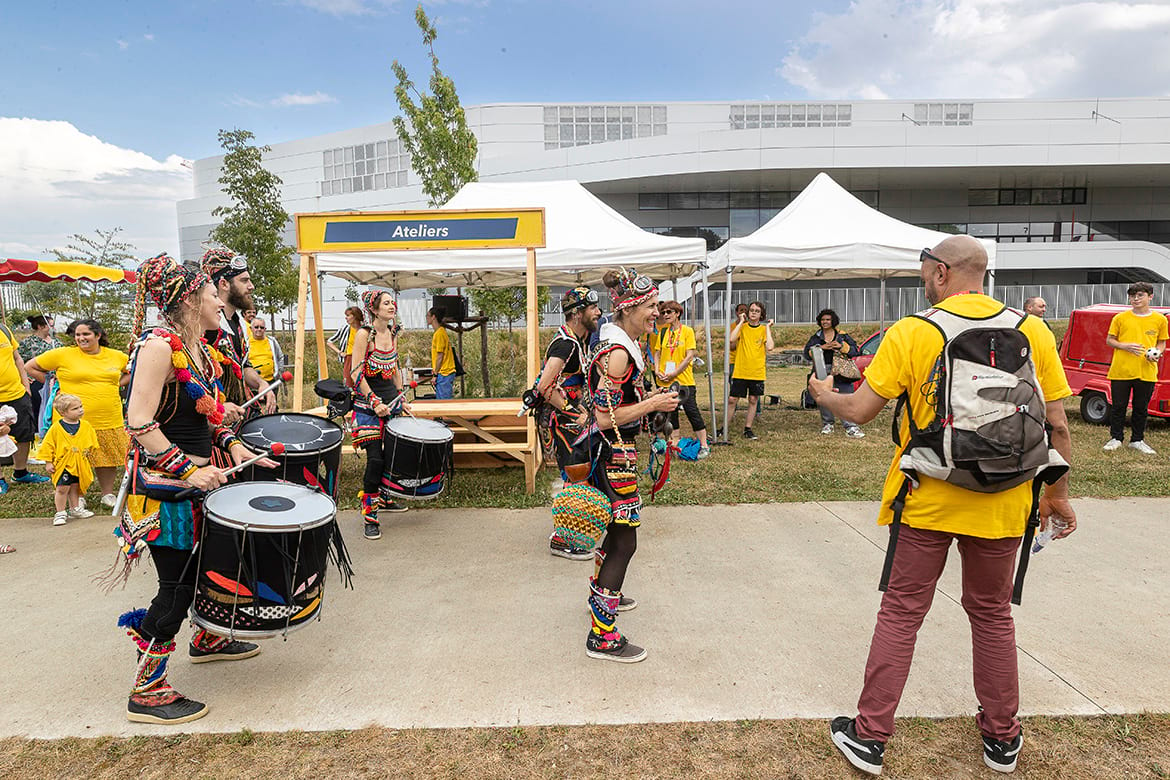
[240, 371, 294, 412]
[173, 443, 286, 500]
[382, 381, 419, 417]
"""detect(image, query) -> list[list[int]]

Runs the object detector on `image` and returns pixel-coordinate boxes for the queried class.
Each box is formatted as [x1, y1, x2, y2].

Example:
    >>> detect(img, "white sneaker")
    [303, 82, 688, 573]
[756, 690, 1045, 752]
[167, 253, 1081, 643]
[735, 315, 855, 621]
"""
[101, 493, 117, 508]
[1129, 440, 1157, 455]
[821, 424, 834, 435]
[846, 426, 866, 439]
[1103, 438, 1123, 451]
[69, 504, 94, 519]
[27, 457, 45, 466]
[52, 511, 68, 527]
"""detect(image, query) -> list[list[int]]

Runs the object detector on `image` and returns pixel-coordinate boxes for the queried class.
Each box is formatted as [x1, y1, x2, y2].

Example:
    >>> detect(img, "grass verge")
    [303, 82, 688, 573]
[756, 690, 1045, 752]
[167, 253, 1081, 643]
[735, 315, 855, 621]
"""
[1, 714, 1167, 779]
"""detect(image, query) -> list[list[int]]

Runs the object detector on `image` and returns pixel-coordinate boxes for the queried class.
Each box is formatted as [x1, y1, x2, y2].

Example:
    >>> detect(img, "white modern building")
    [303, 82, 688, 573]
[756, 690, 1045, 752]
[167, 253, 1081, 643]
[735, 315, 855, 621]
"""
[178, 97, 1170, 326]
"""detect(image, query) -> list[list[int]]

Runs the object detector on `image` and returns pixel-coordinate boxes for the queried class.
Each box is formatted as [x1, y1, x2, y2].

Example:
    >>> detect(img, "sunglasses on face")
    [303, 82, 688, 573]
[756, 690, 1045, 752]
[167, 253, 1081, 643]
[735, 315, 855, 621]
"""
[921, 248, 950, 268]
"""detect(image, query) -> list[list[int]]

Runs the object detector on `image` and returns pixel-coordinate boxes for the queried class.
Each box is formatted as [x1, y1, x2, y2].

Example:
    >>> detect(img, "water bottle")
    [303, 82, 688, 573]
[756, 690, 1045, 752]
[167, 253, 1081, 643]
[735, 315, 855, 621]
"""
[1031, 516, 1068, 554]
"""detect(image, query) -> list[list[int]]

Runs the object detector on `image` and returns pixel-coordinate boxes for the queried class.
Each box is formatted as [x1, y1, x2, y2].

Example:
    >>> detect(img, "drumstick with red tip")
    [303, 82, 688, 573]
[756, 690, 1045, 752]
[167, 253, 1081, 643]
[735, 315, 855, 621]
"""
[174, 443, 286, 500]
[240, 371, 294, 411]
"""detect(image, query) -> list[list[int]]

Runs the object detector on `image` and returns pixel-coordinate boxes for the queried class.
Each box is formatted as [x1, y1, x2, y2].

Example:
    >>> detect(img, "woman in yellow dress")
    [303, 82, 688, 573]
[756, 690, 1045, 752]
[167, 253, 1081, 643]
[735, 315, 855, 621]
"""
[26, 319, 131, 508]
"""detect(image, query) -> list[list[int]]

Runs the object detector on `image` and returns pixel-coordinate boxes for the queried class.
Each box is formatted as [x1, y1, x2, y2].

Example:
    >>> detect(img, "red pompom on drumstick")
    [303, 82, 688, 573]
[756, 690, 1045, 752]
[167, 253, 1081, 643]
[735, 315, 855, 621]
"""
[409, 380, 419, 389]
[281, 371, 293, 382]
[270, 442, 286, 456]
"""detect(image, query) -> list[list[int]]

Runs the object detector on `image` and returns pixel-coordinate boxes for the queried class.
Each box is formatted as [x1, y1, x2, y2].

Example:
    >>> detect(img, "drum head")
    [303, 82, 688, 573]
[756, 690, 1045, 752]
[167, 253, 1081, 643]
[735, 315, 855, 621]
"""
[204, 483, 336, 532]
[385, 416, 454, 444]
[238, 413, 344, 454]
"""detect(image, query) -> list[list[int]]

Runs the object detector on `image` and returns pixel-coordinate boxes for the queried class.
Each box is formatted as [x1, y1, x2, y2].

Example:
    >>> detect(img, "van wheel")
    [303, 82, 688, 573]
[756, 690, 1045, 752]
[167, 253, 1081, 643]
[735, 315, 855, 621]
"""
[1080, 392, 1109, 425]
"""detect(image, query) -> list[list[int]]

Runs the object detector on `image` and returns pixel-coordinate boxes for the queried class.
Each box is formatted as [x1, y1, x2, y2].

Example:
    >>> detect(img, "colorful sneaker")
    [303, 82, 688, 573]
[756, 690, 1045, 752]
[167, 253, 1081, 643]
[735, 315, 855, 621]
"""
[11, 472, 50, 484]
[0, 478, 8, 495]
[364, 521, 382, 540]
[821, 424, 835, 435]
[585, 630, 647, 663]
[1103, 438, 1123, 451]
[1129, 440, 1157, 455]
[830, 716, 885, 776]
[982, 732, 1023, 773]
[52, 510, 69, 527]
[550, 540, 593, 561]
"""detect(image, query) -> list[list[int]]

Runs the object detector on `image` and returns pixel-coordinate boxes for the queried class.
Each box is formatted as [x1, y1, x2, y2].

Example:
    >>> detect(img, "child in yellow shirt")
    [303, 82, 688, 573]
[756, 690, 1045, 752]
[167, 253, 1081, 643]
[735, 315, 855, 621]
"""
[35, 393, 98, 525]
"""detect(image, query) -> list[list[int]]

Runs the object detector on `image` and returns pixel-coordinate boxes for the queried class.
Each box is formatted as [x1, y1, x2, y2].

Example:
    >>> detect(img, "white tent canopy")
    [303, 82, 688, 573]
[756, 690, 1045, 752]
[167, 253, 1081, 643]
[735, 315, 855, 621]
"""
[314, 180, 707, 289]
[706, 171, 997, 282]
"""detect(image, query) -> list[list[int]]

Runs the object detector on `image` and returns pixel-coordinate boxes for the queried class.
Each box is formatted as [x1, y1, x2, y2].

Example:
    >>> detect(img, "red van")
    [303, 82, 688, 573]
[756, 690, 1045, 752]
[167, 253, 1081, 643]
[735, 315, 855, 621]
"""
[1060, 303, 1170, 424]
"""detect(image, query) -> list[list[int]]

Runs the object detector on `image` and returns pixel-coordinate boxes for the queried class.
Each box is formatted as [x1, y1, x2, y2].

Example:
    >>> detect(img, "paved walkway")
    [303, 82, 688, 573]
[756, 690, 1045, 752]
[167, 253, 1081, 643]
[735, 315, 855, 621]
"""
[1, 497, 1166, 738]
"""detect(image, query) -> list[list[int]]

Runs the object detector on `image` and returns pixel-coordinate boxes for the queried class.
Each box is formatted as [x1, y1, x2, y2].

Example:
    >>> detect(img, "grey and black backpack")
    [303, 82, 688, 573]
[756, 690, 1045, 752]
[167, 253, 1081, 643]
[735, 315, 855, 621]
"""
[881, 305, 1069, 604]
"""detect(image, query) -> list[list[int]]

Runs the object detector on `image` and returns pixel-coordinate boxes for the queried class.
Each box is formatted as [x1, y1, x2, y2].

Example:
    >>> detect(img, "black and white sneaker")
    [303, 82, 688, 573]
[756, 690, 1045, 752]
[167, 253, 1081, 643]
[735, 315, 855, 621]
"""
[743, 427, 759, 440]
[982, 732, 1022, 773]
[364, 521, 382, 540]
[830, 716, 885, 776]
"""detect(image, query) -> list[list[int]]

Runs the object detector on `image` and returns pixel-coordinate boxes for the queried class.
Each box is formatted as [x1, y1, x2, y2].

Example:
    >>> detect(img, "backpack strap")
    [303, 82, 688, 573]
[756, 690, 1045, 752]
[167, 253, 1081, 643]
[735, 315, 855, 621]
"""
[878, 477, 913, 592]
[1011, 477, 1045, 605]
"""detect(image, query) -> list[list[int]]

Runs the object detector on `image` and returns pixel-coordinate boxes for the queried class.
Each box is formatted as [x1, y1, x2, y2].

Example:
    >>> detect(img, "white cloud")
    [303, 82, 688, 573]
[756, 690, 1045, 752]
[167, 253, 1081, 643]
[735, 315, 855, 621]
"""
[143, 33, 155, 41]
[116, 39, 129, 51]
[271, 91, 338, 106]
[0, 118, 189, 260]
[780, 0, 1170, 99]
[292, 0, 487, 16]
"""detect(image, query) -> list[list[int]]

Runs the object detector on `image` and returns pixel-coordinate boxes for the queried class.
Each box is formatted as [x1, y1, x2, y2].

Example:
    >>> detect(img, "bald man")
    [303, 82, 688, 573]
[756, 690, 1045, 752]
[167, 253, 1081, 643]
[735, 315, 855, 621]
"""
[811, 235, 1077, 776]
[1023, 296, 1047, 319]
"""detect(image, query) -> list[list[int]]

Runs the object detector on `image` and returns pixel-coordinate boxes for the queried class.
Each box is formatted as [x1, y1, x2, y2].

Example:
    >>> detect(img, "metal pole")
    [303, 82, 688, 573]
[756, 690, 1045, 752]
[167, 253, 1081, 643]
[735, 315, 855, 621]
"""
[879, 274, 887, 333]
[722, 266, 733, 442]
[700, 262, 717, 438]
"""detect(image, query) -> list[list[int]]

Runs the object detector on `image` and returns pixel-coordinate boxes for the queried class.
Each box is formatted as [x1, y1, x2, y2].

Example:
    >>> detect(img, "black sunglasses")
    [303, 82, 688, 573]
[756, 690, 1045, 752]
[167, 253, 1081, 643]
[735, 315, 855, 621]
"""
[920, 248, 950, 268]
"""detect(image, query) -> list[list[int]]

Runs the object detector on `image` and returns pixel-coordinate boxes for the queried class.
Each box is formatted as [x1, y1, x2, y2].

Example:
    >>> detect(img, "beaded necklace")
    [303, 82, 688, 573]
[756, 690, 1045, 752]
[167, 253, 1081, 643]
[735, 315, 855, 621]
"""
[149, 328, 229, 426]
[362, 326, 399, 379]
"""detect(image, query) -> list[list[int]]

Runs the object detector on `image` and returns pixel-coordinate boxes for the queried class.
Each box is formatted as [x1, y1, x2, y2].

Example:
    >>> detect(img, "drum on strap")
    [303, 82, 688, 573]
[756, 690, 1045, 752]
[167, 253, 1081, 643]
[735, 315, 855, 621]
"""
[193, 483, 352, 639]
[381, 417, 454, 500]
[237, 413, 344, 499]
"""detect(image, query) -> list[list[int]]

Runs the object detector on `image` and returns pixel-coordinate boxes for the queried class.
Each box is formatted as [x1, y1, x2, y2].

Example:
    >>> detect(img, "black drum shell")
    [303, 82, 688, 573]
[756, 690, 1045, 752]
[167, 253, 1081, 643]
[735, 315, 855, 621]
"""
[380, 422, 453, 501]
[236, 413, 343, 500]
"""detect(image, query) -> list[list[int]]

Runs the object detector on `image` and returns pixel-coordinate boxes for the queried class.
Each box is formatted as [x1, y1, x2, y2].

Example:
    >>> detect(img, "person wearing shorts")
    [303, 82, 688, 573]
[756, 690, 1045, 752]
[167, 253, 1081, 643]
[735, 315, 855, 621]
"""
[725, 301, 773, 440]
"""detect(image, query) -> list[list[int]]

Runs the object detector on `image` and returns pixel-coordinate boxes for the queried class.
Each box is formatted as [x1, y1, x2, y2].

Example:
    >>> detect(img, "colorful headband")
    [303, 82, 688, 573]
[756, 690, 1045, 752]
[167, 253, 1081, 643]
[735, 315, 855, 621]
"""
[561, 286, 599, 314]
[132, 253, 210, 336]
[609, 268, 657, 312]
[201, 247, 248, 282]
[361, 289, 396, 316]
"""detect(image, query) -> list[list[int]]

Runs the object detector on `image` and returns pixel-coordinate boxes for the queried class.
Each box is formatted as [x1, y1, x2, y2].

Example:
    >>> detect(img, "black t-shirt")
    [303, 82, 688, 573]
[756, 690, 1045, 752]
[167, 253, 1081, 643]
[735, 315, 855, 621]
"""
[544, 334, 583, 377]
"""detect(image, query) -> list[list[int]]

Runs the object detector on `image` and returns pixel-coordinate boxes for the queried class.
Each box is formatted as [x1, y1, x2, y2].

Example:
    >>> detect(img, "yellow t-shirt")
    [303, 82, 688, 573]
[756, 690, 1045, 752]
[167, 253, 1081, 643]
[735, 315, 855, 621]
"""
[1107, 309, 1169, 382]
[250, 336, 275, 382]
[345, 327, 357, 356]
[431, 327, 456, 376]
[652, 324, 697, 386]
[864, 295, 1072, 539]
[732, 323, 768, 381]
[35, 346, 129, 430]
[0, 325, 25, 403]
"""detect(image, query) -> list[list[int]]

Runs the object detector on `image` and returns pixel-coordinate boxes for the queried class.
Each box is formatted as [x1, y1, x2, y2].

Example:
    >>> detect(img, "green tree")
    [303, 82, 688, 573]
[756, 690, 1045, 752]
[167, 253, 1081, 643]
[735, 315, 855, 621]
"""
[470, 286, 550, 393]
[210, 129, 297, 315]
[391, 4, 478, 207]
[46, 228, 137, 324]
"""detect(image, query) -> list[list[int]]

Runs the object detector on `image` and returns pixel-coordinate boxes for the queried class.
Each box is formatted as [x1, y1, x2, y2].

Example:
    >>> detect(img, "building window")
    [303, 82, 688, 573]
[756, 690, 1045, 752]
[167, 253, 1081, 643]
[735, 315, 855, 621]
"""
[544, 104, 667, 150]
[913, 102, 974, 126]
[731, 103, 852, 130]
[321, 140, 410, 196]
[968, 187, 1086, 206]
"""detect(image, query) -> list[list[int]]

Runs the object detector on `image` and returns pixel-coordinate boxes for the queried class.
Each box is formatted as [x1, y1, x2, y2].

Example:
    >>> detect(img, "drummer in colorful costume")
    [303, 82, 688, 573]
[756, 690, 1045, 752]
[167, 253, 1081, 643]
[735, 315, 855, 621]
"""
[111, 253, 276, 724]
[350, 289, 409, 540]
[535, 286, 602, 560]
[200, 248, 275, 419]
[583, 268, 678, 663]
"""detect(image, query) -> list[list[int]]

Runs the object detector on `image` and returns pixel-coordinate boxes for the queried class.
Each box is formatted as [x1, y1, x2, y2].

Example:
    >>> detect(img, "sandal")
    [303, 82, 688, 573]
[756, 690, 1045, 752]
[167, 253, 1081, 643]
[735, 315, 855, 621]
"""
[0, 544, 14, 554]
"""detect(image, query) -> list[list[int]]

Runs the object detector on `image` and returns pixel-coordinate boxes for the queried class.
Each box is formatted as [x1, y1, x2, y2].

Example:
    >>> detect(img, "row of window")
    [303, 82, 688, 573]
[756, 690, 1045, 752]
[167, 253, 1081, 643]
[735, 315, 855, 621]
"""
[321, 141, 410, 196]
[913, 103, 974, 126]
[730, 103, 852, 130]
[543, 104, 668, 150]
[638, 190, 880, 211]
[969, 187, 1088, 206]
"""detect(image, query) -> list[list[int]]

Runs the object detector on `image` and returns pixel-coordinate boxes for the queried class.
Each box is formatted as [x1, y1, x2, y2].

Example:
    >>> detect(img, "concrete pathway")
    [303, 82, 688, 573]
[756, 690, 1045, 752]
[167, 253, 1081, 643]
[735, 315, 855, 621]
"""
[0, 497, 1165, 738]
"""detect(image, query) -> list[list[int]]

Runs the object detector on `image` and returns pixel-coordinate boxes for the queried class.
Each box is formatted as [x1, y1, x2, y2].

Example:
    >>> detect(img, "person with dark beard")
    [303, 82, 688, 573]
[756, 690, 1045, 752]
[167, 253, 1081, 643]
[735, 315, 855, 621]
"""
[200, 249, 275, 418]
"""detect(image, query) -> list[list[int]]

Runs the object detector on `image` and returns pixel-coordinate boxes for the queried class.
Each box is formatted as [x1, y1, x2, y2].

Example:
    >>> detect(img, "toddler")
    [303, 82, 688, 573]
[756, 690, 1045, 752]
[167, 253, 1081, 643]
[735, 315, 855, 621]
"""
[35, 393, 98, 526]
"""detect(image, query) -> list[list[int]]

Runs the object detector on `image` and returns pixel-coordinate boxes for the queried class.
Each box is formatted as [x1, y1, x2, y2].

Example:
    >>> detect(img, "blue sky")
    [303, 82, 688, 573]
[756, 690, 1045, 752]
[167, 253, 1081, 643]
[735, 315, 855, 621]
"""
[3, 0, 1170, 260]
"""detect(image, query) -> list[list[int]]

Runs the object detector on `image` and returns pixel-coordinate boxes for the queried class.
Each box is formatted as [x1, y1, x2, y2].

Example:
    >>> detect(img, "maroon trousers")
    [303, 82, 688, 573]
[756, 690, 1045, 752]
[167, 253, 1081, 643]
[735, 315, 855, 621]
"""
[854, 524, 1023, 743]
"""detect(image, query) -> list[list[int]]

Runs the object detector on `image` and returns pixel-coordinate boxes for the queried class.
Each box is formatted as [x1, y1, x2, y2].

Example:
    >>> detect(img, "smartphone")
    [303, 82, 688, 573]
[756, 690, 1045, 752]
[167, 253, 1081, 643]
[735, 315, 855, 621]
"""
[812, 348, 829, 380]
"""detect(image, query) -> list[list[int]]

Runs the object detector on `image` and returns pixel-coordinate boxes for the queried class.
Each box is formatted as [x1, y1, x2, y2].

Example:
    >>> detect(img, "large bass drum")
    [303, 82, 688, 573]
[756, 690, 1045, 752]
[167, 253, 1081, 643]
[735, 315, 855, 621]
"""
[236, 413, 344, 499]
[192, 482, 348, 639]
[380, 417, 454, 500]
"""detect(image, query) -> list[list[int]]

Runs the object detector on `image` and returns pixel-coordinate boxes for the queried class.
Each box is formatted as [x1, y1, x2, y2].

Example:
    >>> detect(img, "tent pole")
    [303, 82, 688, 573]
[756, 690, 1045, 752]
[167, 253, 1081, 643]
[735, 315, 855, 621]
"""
[700, 262, 717, 438]
[879, 274, 887, 333]
[524, 247, 539, 495]
[722, 266, 733, 442]
[309, 256, 328, 386]
[293, 254, 310, 412]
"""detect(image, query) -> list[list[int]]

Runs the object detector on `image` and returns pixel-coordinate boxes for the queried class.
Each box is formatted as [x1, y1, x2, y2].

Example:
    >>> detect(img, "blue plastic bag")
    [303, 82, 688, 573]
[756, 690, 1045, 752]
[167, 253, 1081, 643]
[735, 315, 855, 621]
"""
[676, 437, 701, 461]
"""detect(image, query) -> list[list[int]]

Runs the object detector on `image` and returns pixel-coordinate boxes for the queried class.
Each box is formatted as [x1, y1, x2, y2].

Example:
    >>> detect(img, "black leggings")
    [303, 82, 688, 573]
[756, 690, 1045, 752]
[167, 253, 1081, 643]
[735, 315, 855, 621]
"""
[362, 439, 385, 493]
[596, 524, 637, 593]
[1110, 378, 1156, 442]
[142, 544, 199, 643]
[668, 385, 706, 434]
